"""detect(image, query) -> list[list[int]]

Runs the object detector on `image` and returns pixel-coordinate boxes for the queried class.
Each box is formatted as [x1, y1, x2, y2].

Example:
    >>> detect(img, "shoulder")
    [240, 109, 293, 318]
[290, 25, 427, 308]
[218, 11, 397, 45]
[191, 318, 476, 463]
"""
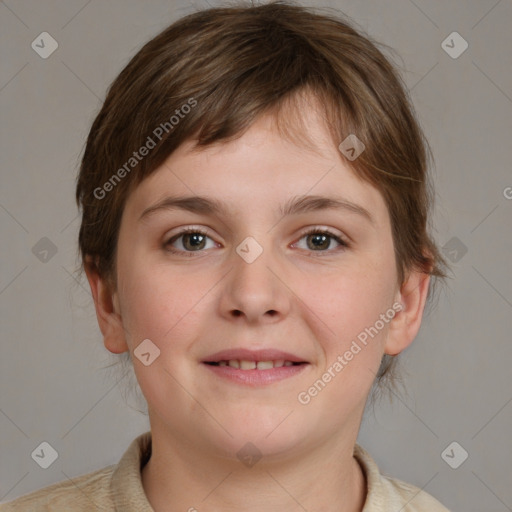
[354, 443, 451, 512]
[379, 474, 451, 511]
[0, 465, 116, 511]
[0, 432, 153, 512]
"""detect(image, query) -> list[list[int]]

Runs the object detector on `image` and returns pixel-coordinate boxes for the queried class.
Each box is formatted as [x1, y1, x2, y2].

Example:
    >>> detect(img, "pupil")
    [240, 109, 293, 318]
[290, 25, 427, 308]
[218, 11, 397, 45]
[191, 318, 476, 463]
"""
[309, 234, 328, 250]
[185, 233, 205, 250]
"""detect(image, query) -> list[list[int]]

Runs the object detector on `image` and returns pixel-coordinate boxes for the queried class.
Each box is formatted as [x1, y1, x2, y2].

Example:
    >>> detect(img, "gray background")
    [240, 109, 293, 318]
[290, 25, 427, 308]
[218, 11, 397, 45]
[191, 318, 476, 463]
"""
[1, 0, 511, 510]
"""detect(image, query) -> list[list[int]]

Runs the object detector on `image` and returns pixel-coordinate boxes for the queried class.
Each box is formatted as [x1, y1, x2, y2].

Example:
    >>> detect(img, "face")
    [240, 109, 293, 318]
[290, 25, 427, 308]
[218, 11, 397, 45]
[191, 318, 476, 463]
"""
[93, 105, 422, 463]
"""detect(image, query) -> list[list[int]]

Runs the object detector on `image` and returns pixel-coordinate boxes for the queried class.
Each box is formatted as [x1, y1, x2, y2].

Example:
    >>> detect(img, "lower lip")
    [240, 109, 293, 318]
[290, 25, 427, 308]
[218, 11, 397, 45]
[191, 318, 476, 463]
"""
[203, 363, 309, 386]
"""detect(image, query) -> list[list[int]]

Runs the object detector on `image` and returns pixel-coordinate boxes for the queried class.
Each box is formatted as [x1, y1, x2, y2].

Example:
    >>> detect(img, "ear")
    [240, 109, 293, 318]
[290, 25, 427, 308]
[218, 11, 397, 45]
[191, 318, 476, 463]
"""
[384, 269, 431, 356]
[84, 257, 129, 354]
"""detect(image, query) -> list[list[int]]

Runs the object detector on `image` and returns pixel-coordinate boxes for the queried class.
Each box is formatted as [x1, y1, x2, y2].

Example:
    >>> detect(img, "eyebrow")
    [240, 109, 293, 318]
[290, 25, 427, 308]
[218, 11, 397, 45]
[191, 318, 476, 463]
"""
[139, 194, 374, 224]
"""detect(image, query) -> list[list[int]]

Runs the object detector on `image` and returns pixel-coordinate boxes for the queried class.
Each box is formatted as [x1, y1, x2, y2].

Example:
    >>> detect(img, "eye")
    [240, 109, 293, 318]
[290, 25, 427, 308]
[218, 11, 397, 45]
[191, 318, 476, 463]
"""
[292, 228, 349, 254]
[165, 227, 217, 255]
[164, 226, 349, 257]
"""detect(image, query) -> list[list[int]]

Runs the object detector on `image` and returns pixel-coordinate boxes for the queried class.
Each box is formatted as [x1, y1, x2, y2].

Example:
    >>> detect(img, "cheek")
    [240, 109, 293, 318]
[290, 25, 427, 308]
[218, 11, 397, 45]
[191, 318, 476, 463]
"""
[117, 257, 213, 352]
[116, 259, 173, 342]
[296, 269, 394, 417]
[296, 257, 397, 402]
[306, 259, 396, 337]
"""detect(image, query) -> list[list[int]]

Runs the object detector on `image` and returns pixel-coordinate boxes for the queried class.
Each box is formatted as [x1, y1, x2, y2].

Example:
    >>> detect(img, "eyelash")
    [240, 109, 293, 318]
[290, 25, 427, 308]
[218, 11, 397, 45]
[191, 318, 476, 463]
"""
[164, 226, 349, 257]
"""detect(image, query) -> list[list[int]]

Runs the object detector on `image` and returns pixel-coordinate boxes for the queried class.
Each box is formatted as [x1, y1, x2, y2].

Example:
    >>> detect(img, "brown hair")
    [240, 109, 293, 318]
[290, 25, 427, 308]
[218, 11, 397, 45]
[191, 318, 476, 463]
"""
[76, 0, 448, 389]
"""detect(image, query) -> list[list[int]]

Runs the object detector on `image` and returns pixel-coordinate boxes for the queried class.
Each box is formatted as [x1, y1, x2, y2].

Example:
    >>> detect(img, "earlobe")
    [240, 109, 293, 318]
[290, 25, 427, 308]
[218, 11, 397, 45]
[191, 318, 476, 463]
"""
[84, 258, 129, 355]
[384, 270, 431, 356]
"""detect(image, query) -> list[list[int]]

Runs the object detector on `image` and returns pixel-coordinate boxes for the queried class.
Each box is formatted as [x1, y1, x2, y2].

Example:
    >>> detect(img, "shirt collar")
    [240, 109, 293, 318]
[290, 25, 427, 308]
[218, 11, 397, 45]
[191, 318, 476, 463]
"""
[111, 431, 154, 511]
[110, 431, 383, 511]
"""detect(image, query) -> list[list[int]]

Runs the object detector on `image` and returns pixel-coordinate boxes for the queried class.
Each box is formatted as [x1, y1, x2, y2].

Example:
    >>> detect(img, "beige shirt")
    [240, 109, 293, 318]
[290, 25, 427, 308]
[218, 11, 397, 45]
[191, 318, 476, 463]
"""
[0, 431, 450, 511]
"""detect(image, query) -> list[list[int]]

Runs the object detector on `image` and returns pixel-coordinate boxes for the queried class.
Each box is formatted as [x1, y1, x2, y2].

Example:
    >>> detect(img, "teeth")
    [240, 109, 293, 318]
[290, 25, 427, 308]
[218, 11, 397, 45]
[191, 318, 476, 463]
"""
[240, 360, 257, 370]
[220, 359, 298, 370]
[256, 361, 274, 370]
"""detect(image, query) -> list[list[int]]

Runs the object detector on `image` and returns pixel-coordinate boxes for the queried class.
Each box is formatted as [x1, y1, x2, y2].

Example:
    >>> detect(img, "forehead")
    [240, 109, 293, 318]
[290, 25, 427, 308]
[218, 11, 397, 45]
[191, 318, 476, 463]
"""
[123, 107, 388, 228]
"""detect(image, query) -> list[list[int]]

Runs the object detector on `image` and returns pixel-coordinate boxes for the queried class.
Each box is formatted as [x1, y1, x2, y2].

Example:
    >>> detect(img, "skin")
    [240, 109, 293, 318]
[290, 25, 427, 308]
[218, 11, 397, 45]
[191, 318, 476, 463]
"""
[86, 103, 430, 512]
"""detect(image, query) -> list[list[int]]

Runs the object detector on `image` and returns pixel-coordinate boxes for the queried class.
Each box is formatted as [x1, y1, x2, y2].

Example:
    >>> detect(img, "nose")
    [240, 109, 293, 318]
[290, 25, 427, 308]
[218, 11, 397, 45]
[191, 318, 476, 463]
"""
[218, 240, 291, 325]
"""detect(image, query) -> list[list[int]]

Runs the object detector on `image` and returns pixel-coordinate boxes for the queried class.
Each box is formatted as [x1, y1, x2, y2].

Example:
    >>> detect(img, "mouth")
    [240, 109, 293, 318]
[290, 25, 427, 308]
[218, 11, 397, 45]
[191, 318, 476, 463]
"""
[202, 349, 309, 386]
[205, 359, 304, 370]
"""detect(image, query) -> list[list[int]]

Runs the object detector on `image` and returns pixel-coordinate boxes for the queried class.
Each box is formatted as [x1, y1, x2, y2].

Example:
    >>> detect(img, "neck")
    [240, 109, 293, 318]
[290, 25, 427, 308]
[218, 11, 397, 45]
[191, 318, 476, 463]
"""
[141, 426, 367, 512]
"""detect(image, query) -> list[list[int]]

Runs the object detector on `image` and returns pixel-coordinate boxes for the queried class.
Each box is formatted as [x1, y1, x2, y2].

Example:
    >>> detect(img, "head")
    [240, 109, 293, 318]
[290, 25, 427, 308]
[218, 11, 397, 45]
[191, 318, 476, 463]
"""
[77, 1, 447, 458]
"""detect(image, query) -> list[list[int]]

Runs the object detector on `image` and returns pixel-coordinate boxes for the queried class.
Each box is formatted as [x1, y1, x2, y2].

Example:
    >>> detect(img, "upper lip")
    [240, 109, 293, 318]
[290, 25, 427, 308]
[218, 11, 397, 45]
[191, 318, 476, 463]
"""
[203, 348, 307, 363]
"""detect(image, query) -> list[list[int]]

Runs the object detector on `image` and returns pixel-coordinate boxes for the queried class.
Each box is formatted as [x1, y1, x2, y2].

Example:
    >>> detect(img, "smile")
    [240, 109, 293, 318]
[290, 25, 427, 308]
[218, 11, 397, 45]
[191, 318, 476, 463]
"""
[202, 348, 309, 386]
[206, 360, 303, 370]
